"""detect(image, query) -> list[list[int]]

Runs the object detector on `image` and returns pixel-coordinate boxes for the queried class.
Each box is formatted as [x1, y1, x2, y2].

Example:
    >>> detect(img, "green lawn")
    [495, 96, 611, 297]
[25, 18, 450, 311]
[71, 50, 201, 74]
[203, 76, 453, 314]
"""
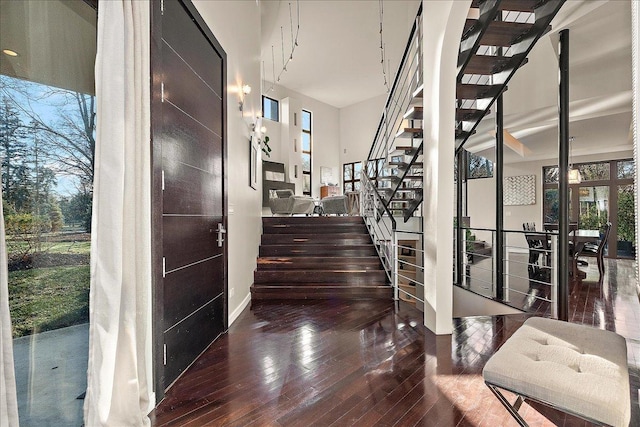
[6, 239, 91, 255]
[8, 265, 90, 338]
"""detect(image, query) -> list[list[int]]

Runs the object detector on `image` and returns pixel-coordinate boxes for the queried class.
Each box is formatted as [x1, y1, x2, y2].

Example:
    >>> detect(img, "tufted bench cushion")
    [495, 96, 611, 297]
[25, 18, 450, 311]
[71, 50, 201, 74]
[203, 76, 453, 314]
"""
[483, 317, 630, 427]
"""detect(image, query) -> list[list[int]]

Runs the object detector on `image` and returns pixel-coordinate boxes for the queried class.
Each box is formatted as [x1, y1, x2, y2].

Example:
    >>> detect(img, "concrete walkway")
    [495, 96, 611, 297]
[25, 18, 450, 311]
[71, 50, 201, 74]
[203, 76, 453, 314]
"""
[13, 323, 88, 427]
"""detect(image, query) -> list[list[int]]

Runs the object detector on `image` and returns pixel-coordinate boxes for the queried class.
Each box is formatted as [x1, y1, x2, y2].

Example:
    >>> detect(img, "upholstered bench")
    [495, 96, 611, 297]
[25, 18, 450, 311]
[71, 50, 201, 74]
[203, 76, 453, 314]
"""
[483, 317, 630, 427]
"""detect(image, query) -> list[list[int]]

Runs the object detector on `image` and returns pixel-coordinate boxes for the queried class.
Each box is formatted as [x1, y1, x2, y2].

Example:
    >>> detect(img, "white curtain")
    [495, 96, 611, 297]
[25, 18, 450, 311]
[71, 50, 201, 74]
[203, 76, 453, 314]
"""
[0, 193, 19, 427]
[84, 1, 153, 426]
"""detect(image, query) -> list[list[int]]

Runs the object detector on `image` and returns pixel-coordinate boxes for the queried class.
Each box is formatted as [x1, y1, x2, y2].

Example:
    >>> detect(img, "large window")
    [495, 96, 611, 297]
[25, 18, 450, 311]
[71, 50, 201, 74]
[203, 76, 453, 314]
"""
[542, 159, 635, 258]
[301, 110, 312, 195]
[262, 95, 279, 122]
[1, 0, 97, 425]
[343, 161, 362, 192]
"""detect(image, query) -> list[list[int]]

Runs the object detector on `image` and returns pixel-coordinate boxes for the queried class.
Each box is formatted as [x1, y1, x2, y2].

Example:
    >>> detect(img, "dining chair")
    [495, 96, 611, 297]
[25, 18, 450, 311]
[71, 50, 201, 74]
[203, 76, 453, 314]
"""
[575, 222, 612, 284]
[524, 233, 550, 283]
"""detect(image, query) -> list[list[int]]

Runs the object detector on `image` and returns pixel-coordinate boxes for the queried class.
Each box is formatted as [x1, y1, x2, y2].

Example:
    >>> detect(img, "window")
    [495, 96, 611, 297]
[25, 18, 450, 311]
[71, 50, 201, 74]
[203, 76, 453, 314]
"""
[301, 110, 312, 195]
[262, 95, 279, 122]
[467, 152, 493, 179]
[343, 162, 362, 192]
[1, 0, 97, 424]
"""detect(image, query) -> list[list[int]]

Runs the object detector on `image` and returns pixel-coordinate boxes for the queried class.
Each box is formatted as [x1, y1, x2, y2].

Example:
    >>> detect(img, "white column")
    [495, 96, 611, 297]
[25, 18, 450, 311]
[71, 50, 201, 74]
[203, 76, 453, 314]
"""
[421, 0, 471, 335]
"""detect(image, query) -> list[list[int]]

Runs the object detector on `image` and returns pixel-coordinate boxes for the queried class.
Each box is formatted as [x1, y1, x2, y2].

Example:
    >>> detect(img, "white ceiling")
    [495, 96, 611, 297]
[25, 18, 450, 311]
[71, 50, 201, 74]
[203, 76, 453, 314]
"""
[261, 0, 633, 163]
[260, 0, 421, 108]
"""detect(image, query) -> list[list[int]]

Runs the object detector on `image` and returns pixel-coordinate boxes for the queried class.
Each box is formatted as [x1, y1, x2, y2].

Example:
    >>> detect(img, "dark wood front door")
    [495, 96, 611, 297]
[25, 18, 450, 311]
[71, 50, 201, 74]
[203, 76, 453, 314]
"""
[151, 0, 227, 397]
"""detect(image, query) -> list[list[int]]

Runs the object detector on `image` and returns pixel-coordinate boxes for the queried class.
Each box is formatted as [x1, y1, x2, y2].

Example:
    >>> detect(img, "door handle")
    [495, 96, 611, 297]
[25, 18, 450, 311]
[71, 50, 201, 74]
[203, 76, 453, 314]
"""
[217, 223, 226, 247]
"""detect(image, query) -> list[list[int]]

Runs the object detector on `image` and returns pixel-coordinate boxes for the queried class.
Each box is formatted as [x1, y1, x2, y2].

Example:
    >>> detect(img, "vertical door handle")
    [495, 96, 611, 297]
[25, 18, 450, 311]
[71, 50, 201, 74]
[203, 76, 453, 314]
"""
[217, 223, 226, 247]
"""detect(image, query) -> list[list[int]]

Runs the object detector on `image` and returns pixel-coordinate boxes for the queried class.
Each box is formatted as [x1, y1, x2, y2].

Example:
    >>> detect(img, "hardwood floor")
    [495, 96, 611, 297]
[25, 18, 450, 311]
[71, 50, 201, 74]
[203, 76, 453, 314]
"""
[151, 259, 640, 426]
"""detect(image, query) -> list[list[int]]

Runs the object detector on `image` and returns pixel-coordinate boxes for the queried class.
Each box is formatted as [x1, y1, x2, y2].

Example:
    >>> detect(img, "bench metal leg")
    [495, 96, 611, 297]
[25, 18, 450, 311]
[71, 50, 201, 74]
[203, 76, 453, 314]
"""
[486, 382, 529, 427]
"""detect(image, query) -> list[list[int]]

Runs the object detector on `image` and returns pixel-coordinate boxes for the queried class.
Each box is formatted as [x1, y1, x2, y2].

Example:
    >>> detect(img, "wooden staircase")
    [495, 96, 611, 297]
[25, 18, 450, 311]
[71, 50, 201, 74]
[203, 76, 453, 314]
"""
[251, 216, 392, 300]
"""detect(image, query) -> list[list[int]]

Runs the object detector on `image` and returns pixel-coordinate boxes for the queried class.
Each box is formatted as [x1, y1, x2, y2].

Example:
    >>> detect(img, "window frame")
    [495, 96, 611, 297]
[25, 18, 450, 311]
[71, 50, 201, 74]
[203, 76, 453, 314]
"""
[343, 161, 362, 192]
[262, 95, 279, 122]
[301, 110, 312, 196]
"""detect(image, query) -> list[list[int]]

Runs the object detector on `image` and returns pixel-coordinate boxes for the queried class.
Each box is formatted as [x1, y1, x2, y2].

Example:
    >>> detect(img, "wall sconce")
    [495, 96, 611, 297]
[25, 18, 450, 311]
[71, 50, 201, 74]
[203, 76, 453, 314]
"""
[251, 116, 267, 141]
[238, 84, 251, 112]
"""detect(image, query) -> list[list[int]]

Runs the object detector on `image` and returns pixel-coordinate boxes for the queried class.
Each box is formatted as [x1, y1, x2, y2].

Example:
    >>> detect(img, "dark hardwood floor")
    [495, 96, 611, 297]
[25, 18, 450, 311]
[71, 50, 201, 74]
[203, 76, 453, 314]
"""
[151, 258, 640, 426]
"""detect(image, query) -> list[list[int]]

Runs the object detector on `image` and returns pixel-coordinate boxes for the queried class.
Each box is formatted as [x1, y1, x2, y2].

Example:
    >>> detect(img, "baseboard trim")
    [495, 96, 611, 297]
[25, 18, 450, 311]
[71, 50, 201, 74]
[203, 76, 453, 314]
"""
[229, 292, 251, 326]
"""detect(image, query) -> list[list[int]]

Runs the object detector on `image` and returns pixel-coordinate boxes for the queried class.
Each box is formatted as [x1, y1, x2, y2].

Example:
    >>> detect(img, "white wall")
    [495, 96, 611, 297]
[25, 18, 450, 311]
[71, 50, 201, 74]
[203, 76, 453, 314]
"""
[193, 0, 262, 324]
[339, 94, 387, 167]
[263, 83, 340, 198]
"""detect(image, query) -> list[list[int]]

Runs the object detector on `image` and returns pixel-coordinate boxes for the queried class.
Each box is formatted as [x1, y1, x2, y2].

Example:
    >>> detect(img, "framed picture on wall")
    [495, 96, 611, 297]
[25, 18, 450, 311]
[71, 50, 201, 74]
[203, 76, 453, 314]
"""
[249, 135, 259, 190]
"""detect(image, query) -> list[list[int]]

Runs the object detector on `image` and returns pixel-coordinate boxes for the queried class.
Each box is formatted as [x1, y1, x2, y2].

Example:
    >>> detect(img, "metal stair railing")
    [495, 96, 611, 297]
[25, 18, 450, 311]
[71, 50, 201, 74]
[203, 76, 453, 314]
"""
[361, 4, 424, 296]
[362, 174, 397, 287]
[365, 3, 423, 220]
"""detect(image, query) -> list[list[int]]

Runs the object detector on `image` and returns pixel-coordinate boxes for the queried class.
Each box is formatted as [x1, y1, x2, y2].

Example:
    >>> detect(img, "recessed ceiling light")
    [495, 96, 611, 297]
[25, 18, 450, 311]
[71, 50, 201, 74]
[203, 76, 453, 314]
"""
[2, 49, 19, 57]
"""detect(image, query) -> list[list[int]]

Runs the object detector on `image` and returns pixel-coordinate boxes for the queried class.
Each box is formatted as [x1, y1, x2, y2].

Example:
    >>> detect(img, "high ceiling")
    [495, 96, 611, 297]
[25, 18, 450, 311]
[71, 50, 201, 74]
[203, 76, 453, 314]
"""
[260, 0, 633, 162]
[261, 0, 421, 108]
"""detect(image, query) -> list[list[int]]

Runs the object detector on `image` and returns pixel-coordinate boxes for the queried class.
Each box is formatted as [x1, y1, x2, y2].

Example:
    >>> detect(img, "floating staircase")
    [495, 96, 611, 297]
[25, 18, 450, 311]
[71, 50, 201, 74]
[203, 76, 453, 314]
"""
[361, 0, 565, 305]
[456, 0, 565, 150]
[364, 0, 564, 225]
[251, 216, 392, 300]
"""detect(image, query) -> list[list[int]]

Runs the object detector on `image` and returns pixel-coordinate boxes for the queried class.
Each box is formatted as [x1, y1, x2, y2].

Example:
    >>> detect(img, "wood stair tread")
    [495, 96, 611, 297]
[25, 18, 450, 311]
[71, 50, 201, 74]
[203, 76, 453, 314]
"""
[254, 271, 387, 284]
[262, 234, 372, 244]
[457, 83, 503, 100]
[252, 282, 389, 287]
[471, 0, 541, 13]
[390, 145, 421, 155]
[463, 53, 526, 75]
[388, 161, 424, 167]
[395, 128, 423, 139]
[478, 20, 534, 47]
[263, 226, 368, 234]
[456, 108, 487, 122]
[376, 175, 423, 181]
[403, 106, 423, 120]
[412, 85, 423, 99]
[250, 285, 393, 300]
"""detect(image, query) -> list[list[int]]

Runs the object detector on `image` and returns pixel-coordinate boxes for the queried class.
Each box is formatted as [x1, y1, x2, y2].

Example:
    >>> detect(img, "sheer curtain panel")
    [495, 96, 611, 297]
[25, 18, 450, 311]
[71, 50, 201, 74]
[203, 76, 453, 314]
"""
[0, 191, 19, 427]
[83, 1, 153, 425]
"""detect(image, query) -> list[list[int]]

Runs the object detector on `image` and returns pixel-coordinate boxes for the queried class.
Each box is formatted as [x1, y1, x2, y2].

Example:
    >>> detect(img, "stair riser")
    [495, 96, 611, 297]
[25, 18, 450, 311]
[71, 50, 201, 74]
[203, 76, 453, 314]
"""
[262, 236, 371, 245]
[263, 217, 364, 226]
[257, 260, 382, 271]
[250, 286, 393, 300]
[254, 271, 387, 283]
[259, 247, 378, 257]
